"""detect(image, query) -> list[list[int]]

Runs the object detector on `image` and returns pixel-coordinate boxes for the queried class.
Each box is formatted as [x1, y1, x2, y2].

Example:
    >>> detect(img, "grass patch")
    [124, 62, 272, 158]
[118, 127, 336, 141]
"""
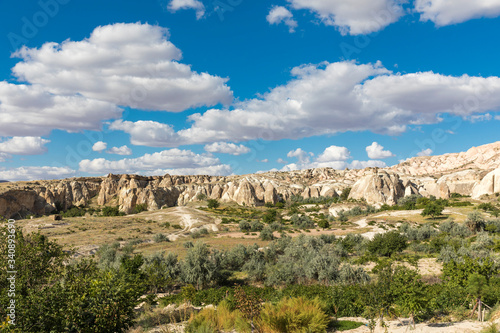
[331, 320, 365, 331]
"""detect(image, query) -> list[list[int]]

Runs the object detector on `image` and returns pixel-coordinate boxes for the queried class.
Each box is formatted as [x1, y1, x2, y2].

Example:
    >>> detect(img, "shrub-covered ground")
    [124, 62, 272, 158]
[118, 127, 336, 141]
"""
[4, 193, 500, 332]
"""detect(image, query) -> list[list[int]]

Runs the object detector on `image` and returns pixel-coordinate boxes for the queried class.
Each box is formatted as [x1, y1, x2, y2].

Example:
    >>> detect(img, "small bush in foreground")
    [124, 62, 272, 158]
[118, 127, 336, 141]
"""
[185, 300, 250, 333]
[259, 297, 330, 333]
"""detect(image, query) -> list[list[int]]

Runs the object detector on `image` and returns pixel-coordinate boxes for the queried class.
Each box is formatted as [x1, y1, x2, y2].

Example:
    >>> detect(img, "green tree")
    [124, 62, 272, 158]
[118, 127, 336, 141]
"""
[317, 219, 330, 229]
[207, 199, 220, 209]
[367, 231, 408, 257]
[260, 227, 275, 241]
[340, 187, 351, 201]
[391, 267, 428, 329]
[180, 242, 228, 289]
[421, 201, 444, 218]
[0, 227, 142, 332]
[262, 209, 278, 224]
[465, 211, 486, 233]
[141, 252, 180, 293]
[467, 273, 491, 321]
[442, 256, 498, 288]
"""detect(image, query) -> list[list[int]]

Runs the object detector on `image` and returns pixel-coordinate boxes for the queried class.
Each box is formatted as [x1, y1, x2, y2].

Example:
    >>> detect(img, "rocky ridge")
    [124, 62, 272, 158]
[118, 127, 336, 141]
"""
[1, 142, 500, 219]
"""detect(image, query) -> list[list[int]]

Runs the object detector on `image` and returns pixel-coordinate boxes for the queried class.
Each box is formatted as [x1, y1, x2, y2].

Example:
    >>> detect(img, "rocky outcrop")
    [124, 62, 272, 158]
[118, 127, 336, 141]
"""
[2, 141, 500, 219]
[472, 168, 500, 199]
[388, 141, 500, 176]
[348, 171, 404, 206]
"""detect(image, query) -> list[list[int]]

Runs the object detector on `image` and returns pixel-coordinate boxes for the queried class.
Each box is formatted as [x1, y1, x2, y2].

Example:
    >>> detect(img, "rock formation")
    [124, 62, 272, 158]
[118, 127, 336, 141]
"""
[1, 141, 500, 219]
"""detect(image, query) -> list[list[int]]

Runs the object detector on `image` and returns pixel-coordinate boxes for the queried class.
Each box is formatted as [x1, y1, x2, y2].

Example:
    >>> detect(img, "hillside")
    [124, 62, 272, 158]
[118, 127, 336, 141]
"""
[1, 141, 500, 220]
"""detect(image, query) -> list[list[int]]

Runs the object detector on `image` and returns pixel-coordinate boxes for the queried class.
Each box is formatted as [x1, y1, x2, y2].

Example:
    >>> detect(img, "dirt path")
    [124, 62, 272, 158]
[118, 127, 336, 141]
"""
[166, 206, 218, 241]
[338, 317, 488, 333]
[353, 218, 388, 240]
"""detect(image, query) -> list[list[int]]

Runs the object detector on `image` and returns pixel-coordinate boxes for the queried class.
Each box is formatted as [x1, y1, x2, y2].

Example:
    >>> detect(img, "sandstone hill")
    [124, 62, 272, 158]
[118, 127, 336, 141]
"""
[1, 142, 500, 219]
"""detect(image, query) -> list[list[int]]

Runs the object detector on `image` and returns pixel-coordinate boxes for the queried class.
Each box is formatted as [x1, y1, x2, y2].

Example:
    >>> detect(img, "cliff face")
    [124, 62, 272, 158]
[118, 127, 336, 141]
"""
[1, 142, 500, 219]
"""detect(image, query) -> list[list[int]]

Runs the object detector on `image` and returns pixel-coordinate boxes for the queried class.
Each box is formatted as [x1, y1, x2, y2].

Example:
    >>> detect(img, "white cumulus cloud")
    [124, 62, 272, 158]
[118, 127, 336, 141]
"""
[287, 0, 405, 35]
[204, 142, 250, 155]
[366, 142, 394, 159]
[267, 6, 298, 32]
[79, 148, 231, 176]
[12, 23, 232, 112]
[0, 137, 50, 155]
[417, 148, 433, 157]
[114, 61, 500, 147]
[316, 146, 351, 162]
[92, 141, 108, 152]
[107, 145, 132, 155]
[109, 120, 179, 147]
[0, 82, 121, 137]
[415, 0, 500, 26]
[0, 166, 76, 182]
[282, 145, 385, 171]
[287, 148, 312, 163]
[168, 0, 206, 19]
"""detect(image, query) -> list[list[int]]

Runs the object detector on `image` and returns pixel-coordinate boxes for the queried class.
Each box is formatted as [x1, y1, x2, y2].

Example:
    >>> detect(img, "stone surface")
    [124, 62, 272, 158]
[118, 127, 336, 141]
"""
[472, 168, 500, 199]
[348, 171, 404, 206]
[1, 141, 500, 219]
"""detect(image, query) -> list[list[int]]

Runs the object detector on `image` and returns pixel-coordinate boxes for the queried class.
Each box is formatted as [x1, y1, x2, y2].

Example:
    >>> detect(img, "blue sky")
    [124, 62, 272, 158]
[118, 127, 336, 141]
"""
[1, 0, 500, 180]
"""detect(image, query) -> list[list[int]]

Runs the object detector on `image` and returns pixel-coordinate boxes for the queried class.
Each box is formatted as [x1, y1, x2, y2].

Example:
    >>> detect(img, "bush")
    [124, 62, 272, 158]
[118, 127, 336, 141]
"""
[185, 300, 250, 333]
[466, 211, 486, 233]
[180, 242, 229, 289]
[367, 231, 407, 257]
[290, 214, 315, 229]
[421, 202, 444, 218]
[239, 220, 251, 232]
[398, 195, 420, 210]
[153, 233, 168, 243]
[0, 229, 142, 332]
[102, 206, 125, 217]
[61, 206, 86, 217]
[340, 187, 351, 201]
[262, 209, 278, 224]
[317, 219, 330, 229]
[132, 203, 148, 214]
[191, 228, 209, 239]
[478, 202, 497, 212]
[196, 193, 207, 201]
[207, 199, 220, 209]
[259, 297, 330, 333]
[250, 220, 264, 232]
[260, 227, 275, 241]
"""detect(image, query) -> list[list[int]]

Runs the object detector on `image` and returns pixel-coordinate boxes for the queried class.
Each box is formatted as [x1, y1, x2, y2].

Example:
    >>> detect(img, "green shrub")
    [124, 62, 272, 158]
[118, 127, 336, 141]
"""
[340, 188, 351, 201]
[185, 300, 250, 333]
[290, 214, 315, 229]
[260, 227, 275, 241]
[61, 206, 86, 217]
[101, 206, 125, 217]
[317, 219, 330, 229]
[191, 228, 209, 239]
[262, 209, 278, 224]
[367, 231, 407, 257]
[207, 199, 220, 209]
[132, 203, 148, 214]
[250, 220, 264, 232]
[239, 220, 251, 232]
[421, 202, 444, 218]
[465, 211, 486, 233]
[153, 233, 168, 243]
[259, 297, 330, 333]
